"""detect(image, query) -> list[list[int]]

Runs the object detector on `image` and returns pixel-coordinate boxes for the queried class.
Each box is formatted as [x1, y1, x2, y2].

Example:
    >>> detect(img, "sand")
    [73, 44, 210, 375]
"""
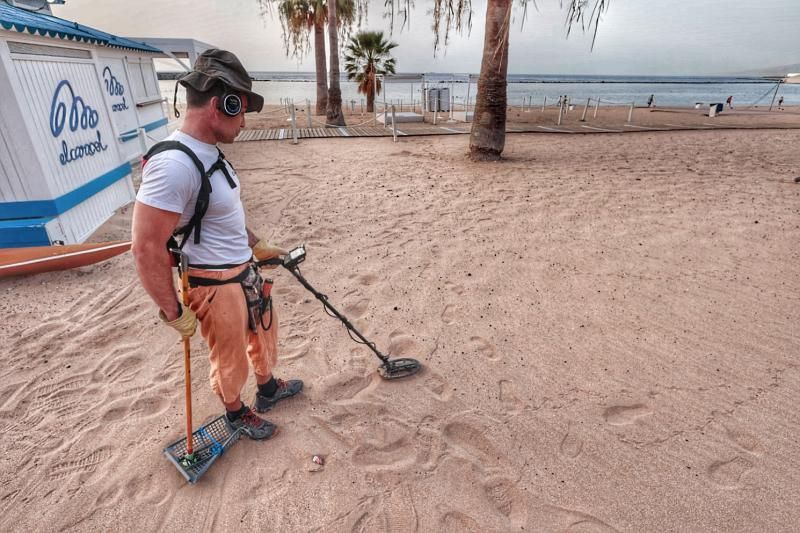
[0, 125, 799, 532]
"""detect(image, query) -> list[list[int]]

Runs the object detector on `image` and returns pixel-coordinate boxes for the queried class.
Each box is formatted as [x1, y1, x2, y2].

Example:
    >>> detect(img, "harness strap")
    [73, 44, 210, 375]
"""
[188, 266, 251, 288]
[142, 141, 236, 249]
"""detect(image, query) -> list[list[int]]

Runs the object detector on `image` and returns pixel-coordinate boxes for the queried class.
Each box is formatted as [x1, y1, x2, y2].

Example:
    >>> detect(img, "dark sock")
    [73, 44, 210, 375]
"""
[258, 377, 278, 397]
[226, 404, 248, 421]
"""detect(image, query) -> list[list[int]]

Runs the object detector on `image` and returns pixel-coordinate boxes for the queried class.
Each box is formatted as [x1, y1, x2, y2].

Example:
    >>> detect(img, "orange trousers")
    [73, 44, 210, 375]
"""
[184, 264, 278, 404]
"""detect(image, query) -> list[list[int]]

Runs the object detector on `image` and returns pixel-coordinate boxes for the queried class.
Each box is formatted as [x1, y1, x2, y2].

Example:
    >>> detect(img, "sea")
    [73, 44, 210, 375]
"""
[159, 73, 800, 109]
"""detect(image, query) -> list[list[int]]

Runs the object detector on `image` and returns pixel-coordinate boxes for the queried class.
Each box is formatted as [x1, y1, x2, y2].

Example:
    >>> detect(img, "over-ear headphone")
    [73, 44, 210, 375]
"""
[218, 93, 243, 117]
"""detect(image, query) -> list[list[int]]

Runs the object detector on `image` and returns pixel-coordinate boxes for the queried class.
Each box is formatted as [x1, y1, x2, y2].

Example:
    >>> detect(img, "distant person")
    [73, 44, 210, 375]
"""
[726, 95, 733, 109]
[778, 96, 784, 110]
[647, 94, 655, 108]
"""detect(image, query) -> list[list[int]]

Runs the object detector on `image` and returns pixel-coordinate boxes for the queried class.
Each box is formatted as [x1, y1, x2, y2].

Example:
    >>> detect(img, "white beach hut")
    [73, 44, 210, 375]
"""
[0, 2, 169, 247]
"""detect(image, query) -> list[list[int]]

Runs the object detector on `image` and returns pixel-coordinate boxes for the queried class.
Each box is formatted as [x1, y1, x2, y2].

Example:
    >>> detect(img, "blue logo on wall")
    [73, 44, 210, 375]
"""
[49, 80, 108, 166]
[102, 67, 129, 112]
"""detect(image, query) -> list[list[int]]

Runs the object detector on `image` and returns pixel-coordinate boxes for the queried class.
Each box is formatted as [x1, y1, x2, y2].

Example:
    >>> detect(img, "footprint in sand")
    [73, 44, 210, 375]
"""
[468, 336, 499, 362]
[483, 476, 529, 528]
[381, 484, 418, 531]
[357, 273, 379, 287]
[441, 304, 457, 325]
[273, 286, 305, 305]
[129, 395, 171, 419]
[424, 372, 452, 401]
[724, 426, 763, 456]
[280, 331, 313, 360]
[351, 421, 419, 472]
[440, 509, 483, 533]
[445, 281, 465, 296]
[559, 422, 584, 459]
[344, 298, 371, 319]
[443, 416, 502, 465]
[708, 456, 754, 489]
[602, 404, 652, 425]
[387, 330, 418, 358]
[49, 446, 113, 481]
[498, 380, 525, 415]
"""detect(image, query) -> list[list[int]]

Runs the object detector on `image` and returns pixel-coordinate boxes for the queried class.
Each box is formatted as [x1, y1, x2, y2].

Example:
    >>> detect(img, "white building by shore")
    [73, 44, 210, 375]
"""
[0, 1, 170, 247]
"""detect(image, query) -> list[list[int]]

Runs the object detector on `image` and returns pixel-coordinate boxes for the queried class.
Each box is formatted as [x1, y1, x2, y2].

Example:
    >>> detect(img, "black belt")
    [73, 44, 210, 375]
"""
[188, 266, 251, 288]
[188, 261, 249, 270]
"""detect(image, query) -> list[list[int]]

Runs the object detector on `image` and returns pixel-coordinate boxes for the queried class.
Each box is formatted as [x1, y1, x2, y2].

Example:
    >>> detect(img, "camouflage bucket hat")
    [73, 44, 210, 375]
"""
[178, 48, 263, 113]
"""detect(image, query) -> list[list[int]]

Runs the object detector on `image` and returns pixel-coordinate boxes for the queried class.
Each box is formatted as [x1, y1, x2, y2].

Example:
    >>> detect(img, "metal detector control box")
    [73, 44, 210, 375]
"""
[283, 245, 306, 269]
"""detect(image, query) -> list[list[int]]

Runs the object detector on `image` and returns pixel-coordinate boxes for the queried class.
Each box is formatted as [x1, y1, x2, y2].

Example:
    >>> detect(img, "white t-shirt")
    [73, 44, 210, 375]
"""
[136, 130, 252, 267]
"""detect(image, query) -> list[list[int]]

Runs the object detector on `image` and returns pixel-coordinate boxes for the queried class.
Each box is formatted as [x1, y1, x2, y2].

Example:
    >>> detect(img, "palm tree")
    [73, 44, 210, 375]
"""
[385, 0, 608, 160]
[263, 0, 356, 115]
[469, 0, 511, 161]
[469, 0, 608, 160]
[325, 0, 346, 126]
[343, 31, 397, 113]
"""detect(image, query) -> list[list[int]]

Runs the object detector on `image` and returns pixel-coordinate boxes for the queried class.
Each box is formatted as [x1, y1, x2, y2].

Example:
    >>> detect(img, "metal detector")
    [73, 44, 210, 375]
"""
[257, 246, 422, 380]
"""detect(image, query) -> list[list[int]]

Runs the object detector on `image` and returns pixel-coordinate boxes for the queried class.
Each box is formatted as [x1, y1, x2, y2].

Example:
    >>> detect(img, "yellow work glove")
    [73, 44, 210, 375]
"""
[252, 239, 287, 269]
[159, 303, 197, 338]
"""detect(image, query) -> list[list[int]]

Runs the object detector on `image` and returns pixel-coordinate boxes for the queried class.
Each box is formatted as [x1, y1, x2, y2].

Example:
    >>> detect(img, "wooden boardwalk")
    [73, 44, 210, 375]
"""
[235, 122, 800, 143]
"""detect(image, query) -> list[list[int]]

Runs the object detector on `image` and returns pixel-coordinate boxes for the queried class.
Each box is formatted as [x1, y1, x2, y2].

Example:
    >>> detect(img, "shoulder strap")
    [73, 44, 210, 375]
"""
[143, 140, 205, 177]
[142, 140, 212, 247]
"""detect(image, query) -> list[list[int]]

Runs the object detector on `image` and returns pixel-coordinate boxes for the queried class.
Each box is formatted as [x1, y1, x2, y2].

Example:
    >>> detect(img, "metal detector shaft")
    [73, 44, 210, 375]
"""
[283, 266, 391, 365]
[255, 248, 422, 380]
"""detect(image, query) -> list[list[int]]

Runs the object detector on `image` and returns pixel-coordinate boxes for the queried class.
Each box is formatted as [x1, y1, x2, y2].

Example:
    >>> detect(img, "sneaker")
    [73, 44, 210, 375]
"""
[254, 378, 304, 413]
[226, 407, 278, 440]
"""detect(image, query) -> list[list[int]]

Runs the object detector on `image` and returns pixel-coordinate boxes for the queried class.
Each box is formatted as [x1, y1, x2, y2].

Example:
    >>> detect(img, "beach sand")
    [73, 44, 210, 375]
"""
[0, 126, 799, 531]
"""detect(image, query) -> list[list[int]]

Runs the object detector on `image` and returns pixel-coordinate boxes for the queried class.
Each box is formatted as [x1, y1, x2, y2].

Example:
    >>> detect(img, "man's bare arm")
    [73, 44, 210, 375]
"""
[132, 201, 182, 321]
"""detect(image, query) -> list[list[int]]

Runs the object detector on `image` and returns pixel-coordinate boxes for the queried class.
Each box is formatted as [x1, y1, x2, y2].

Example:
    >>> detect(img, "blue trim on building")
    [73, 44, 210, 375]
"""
[0, 4, 162, 53]
[119, 117, 169, 143]
[0, 217, 52, 248]
[0, 162, 131, 220]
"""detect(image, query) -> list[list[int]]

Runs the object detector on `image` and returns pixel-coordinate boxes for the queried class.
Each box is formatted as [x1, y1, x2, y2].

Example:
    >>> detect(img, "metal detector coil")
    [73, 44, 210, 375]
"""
[256, 246, 422, 380]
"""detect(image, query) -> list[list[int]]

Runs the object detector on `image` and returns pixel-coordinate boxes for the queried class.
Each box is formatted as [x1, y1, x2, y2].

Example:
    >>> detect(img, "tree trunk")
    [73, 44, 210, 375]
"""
[366, 69, 375, 113]
[325, 0, 346, 126]
[314, 17, 328, 115]
[469, 0, 511, 161]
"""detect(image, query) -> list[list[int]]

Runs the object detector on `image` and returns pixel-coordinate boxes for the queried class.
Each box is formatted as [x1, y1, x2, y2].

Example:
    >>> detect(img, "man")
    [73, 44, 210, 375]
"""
[132, 49, 302, 440]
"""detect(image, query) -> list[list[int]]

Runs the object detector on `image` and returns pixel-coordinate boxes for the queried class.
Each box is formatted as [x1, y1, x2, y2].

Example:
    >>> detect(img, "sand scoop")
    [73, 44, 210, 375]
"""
[162, 251, 241, 483]
[257, 245, 422, 380]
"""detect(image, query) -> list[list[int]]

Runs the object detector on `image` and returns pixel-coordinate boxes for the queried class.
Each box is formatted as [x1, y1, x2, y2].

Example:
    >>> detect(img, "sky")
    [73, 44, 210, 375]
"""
[52, 0, 800, 76]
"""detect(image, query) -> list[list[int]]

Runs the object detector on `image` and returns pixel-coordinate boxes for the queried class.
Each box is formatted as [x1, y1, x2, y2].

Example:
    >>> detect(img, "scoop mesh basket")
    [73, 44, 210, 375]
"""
[163, 415, 240, 483]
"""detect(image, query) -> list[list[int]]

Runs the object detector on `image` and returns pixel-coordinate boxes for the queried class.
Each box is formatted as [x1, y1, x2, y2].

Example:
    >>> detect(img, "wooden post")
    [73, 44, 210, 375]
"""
[373, 74, 378, 125]
[541, 96, 546, 112]
[581, 98, 590, 122]
[594, 97, 600, 118]
[306, 99, 312, 128]
[391, 105, 398, 142]
[627, 102, 634, 123]
[290, 104, 298, 144]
